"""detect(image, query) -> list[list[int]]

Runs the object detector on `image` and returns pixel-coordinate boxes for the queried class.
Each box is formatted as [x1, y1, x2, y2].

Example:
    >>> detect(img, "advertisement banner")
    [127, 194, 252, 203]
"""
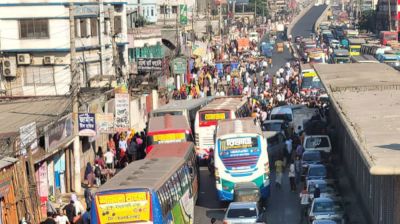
[115, 94, 130, 132]
[45, 114, 73, 153]
[137, 58, 163, 71]
[172, 57, 187, 74]
[19, 122, 38, 155]
[78, 113, 96, 136]
[179, 4, 188, 25]
[36, 162, 48, 217]
[96, 113, 114, 133]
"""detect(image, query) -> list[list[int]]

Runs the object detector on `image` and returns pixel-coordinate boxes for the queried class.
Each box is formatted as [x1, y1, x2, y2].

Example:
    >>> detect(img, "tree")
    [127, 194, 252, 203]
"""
[359, 10, 376, 33]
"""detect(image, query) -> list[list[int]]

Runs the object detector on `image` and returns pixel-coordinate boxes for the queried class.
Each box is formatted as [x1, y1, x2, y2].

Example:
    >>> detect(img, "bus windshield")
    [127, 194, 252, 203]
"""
[153, 111, 183, 117]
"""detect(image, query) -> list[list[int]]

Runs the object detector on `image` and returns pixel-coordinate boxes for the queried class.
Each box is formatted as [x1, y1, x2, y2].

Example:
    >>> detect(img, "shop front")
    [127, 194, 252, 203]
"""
[0, 157, 18, 224]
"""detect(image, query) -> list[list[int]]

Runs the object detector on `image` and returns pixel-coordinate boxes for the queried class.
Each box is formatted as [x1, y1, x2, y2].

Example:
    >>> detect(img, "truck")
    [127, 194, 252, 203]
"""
[380, 31, 398, 46]
[331, 49, 350, 64]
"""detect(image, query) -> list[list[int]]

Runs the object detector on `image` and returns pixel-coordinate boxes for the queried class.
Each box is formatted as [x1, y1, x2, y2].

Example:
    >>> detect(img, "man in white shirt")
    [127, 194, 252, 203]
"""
[104, 149, 114, 169]
[55, 210, 70, 224]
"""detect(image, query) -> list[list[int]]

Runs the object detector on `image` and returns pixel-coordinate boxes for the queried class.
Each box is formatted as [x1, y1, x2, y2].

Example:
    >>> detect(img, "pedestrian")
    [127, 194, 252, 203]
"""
[296, 144, 304, 158]
[275, 156, 284, 189]
[71, 194, 85, 216]
[289, 161, 296, 192]
[84, 187, 92, 210]
[83, 162, 93, 187]
[96, 146, 103, 159]
[82, 208, 91, 224]
[299, 184, 310, 223]
[63, 201, 76, 224]
[294, 156, 302, 184]
[54, 209, 69, 224]
[285, 138, 293, 163]
[314, 184, 321, 199]
[104, 148, 115, 169]
[41, 212, 56, 224]
[94, 161, 102, 187]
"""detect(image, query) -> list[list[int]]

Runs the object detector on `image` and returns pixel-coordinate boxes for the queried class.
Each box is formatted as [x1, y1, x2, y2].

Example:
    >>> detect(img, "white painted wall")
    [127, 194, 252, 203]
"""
[127, 0, 158, 23]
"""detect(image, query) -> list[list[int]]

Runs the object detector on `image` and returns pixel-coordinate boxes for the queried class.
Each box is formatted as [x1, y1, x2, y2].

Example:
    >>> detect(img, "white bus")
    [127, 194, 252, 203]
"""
[214, 118, 270, 201]
[194, 96, 249, 161]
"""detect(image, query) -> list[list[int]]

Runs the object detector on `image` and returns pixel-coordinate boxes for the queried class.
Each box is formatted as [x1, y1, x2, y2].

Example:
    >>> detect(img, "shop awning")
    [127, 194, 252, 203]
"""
[0, 156, 18, 170]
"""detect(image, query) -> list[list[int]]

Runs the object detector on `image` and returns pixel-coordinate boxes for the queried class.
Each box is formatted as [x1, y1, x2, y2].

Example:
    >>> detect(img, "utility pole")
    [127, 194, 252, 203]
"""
[98, 0, 105, 77]
[219, 3, 223, 37]
[69, 3, 82, 194]
[388, 0, 392, 31]
[176, 6, 180, 55]
[255, 0, 257, 25]
[109, 7, 122, 83]
[207, 0, 211, 40]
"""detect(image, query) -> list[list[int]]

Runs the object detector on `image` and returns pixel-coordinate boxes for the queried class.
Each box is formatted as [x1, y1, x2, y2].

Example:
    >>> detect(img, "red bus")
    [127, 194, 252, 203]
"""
[146, 114, 193, 154]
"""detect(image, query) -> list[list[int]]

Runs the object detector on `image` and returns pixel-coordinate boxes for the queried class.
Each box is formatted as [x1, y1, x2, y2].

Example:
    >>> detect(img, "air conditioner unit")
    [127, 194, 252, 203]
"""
[43, 56, 55, 65]
[2, 59, 16, 77]
[17, 54, 31, 65]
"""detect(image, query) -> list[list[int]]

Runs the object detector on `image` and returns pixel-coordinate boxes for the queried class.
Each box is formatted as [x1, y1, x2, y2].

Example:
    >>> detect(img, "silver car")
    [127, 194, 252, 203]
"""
[223, 202, 262, 224]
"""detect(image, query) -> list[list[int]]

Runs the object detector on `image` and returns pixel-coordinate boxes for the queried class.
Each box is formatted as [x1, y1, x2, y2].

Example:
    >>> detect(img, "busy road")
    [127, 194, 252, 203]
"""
[193, 5, 327, 224]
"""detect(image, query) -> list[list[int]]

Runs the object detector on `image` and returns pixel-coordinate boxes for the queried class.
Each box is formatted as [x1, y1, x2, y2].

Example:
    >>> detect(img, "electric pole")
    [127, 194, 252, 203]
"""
[98, 0, 105, 77]
[219, 3, 223, 37]
[109, 7, 122, 83]
[69, 3, 82, 194]
[388, 0, 392, 31]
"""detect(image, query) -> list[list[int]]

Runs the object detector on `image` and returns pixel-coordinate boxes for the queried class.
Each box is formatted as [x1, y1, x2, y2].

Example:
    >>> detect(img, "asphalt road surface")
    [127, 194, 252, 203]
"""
[193, 6, 326, 224]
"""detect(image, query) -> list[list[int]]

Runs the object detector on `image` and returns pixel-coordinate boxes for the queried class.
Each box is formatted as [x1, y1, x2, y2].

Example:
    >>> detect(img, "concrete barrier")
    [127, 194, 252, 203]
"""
[313, 4, 331, 33]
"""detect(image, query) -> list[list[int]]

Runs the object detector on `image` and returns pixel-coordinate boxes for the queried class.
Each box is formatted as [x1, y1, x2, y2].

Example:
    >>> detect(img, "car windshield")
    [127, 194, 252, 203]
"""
[301, 77, 322, 89]
[313, 201, 344, 213]
[302, 152, 321, 162]
[271, 114, 292, 122]
[305, 137, 330, 148]
[308, 182, 327, 193]
[227, 208, 257, 218]
[262, 122, 282, 131]
[308, 166, 326, 177]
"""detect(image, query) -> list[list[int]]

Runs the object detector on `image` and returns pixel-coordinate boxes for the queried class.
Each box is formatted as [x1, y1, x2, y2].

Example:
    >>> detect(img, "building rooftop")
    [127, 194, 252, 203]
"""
[314, 63, 400, 174]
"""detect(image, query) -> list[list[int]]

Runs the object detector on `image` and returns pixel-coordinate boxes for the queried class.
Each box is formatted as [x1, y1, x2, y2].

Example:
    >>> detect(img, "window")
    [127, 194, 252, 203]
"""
[172, 6, 178, 14]
[80, 19, 87, 37]
[160, 5, 166, 14]
[114, 16, 122, 34]
[19, 19, 49, 39]
[151, 8, 154, 16]
[24, 67, 55, 86]
[90, 18, 98, 36]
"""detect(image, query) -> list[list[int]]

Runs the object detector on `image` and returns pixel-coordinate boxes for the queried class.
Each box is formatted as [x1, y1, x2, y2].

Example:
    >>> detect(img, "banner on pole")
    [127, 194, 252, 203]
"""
[179, 4, 188, 25]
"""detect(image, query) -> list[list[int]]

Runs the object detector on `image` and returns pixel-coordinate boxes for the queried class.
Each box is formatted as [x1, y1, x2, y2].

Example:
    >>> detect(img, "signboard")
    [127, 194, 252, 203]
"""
[172, 57, 187, 74]
[45, 114, 74, 153]
[137, 58, 163, 71]
[19, 122, 38, 155]
[179, 4, 188, 25]
[114, 93, 130, 132]
[153, 133, 186, 143]
[36, 162, 48, 217]
[96, 192, 150, 223]
[96, 113, 114, 133]
[135, 43, 164, 59]
[78, 113, 96, 137]
[200, 111, 229, 121]
[220, 137, 258, 150]
[74, 5, 99, 16]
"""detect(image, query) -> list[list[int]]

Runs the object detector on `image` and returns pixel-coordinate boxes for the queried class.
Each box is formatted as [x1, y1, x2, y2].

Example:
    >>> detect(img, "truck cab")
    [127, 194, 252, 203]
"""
[380, 31, 398, 46]
[348, 38, 366, 56]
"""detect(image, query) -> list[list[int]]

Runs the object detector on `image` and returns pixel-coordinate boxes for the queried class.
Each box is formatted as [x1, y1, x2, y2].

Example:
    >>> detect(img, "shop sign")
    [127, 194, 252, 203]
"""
[115, 94, 130, 132]
[78, 113, 96, 137]
[19, 122, 38, 155]
[45, 114, 74, 153]
[179, 4, 188, 25]
[114, 83, 128, 94]
[172, 57, 187, 74]
[36, 162, 48, 216]
[96, 113, 114, 133]
[135, 43, 164, 59]
[137, 58, 163, 71]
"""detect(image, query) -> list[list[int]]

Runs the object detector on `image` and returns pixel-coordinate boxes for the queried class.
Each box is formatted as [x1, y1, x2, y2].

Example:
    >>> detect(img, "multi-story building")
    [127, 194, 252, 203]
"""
[157, 0, 196, 25]
[0, 0, 129, 96]
[127, 0, 158, 23]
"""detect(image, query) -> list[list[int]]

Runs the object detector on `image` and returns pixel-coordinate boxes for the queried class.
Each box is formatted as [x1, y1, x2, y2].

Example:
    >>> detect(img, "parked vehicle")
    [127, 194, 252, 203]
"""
[223, 202, 263, 224]
[306, 164, 328, 181]
[261, 119, 288, 136]
[301, 151, 322, 178]
[312, 219, 340, 224]
[263, 131, 286, 165]
[309, 197, 346, 224]
[303, 135, 332, 154]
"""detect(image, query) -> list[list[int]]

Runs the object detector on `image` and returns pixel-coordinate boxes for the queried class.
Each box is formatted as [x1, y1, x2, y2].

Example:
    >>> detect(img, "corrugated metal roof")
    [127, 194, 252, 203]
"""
[0, 156, 18, 169]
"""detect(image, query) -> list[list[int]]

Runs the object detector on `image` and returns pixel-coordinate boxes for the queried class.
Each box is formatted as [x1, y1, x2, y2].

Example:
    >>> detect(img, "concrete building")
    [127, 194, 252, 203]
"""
[0, 0, 129, 96]
[315, 63, 400, 224]
[157, 0, 196, 26]
[127, 0, 158, 23]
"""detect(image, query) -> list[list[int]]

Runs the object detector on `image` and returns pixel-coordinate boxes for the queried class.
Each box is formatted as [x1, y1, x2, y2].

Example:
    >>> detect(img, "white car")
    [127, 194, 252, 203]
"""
[223, 202, 263, 224]
[303, 135, 332, 154]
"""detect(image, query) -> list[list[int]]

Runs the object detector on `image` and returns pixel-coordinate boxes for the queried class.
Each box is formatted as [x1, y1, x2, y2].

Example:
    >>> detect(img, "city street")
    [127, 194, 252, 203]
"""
[194, 6, 327, 224]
